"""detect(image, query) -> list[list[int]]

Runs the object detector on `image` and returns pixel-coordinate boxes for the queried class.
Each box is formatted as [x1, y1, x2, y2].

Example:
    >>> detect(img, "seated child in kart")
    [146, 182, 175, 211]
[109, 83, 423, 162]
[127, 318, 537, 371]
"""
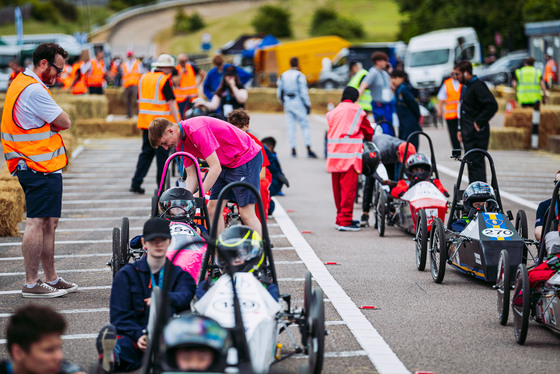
[96, 218, 197, 373]
[390, 153, 448, 199]
[450, 181, 498, 232]
[162, 314, 231, 372]
[196, 225, 279, 301]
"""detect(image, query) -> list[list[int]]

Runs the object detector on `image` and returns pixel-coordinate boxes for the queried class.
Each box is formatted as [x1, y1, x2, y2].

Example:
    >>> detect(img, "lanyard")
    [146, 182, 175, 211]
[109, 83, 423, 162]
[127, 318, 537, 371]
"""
[150, 268, 164, 289]
[177, 124, 185, 178]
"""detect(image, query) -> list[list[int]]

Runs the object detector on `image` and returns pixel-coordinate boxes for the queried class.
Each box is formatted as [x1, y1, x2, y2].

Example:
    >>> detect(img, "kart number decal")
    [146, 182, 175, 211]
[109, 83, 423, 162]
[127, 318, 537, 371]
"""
[171, 225, 195, 236]
[212, 298, 260, 312]
[481, 228, 514, 238]
[425, 208, 438, 221]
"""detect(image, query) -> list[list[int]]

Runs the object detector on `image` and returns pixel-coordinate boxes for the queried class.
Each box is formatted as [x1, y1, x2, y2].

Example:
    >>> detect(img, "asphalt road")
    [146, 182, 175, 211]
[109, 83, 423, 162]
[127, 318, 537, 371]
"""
[1, 113, 560, 374]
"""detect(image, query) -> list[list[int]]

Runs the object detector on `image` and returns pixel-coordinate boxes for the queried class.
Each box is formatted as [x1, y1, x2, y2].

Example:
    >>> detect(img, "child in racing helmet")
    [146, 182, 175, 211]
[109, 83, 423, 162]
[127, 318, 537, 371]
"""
[196, 225, 279, 301]
[162, 314, 231, 372]
[390, 153, 449, 199]
[450, 181, 497, 232]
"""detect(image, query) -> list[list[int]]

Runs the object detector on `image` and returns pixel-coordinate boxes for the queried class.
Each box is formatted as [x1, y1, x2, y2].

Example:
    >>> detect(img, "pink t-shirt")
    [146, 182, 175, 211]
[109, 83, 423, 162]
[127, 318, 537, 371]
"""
[178, 117, 261, 168]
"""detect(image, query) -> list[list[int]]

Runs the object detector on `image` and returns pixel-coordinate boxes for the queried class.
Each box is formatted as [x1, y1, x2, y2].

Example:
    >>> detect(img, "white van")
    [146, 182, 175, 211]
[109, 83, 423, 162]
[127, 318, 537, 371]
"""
[405, 27, 482, 92]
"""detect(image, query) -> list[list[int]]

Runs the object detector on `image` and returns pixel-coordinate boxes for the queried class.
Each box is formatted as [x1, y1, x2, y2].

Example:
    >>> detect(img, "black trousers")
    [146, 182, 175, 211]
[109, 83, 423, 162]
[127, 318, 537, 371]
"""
[462, 126, 490, 183]
[445, 118, 461, 150]
[131, 129, 168, 189]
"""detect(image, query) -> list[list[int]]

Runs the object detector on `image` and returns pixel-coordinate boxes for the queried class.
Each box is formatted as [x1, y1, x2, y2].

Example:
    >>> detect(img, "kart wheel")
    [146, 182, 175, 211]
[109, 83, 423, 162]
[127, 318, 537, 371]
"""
[111, 227, 121, 279]
[512, 264, 530, 345]
[415, 210, 428, 271]
[151, 194, 159, 218]
[119, 217, 130, 268]
[307, 289, 325, 374]
[496, 249, 511, 325]
[301, 272, 312, 349]
[515, 210, 529, 264]
[429, 217, 446, 283]
[377, 189, 386, 237]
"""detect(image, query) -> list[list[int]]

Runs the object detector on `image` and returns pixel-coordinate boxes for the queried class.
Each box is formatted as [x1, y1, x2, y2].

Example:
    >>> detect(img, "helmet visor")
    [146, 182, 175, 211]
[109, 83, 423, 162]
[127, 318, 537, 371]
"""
[159, 199, 195, 217]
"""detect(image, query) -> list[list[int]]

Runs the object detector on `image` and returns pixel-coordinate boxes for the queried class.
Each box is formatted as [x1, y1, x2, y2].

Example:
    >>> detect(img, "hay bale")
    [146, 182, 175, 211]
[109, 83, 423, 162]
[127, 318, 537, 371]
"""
[55, 94, 108, 119]
[59, 103, 78, 128]
[61, 132, 74, 160]
[489, 127, 530, 150]
[73, 118, 140, 138]
[105, 87, 128, 115]
[549, 92, 560, 106]
[504, 107, 560, 148]
[245, 87, 342, 113]
[0, 194, 21, 237]
[0, 180, 25, 220]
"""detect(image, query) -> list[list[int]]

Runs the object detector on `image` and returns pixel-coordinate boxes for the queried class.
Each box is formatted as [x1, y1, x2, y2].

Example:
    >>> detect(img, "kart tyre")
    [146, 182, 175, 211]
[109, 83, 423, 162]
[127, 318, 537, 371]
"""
[119, 217, 130, 268]
[496, 249, 511, 326]
[377, 189, 386, 237]
[307, 288, 325, 374]
[430, 217, 446, 283]
[416, 209, 428, 271]
[151, 194, 159, 218]
[111, 227, 121, 279]
[512, 264, 530, 345]
[515, 210, 529, 264]
[301, 272, 312, 350]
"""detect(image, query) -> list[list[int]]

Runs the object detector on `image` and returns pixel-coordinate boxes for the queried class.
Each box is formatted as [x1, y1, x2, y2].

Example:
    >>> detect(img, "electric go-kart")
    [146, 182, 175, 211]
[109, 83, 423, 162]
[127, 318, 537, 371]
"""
[110, 152, 211, 281]
[372, 132, 448, 257]
[496, 180, 560, 345]
[425, 148, 532, 284]
[140, 181, 326, 374]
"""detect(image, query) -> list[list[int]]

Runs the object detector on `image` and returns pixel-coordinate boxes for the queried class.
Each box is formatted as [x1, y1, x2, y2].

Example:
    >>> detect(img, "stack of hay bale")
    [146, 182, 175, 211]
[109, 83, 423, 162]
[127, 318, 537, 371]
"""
[497, 106, 560, 150]
[0, 165, 25, 237]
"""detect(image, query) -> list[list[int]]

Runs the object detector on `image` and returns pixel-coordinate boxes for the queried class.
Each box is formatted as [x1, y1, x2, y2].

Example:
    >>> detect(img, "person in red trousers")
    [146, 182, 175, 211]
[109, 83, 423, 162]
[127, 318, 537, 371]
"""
[326, 86, 374, 231]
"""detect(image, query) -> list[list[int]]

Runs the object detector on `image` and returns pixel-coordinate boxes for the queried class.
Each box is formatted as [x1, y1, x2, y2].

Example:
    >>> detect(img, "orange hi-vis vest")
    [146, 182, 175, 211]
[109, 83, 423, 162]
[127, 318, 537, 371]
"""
[545, 59, 558, 85]
[122, 59, 142, 87]
[443, 78, 462, 120]
[326, 101, 366, 173]
[86, 58, 105, 87]
[70, 62, 87, 95]
[59, 64, 73, 89]
[174, 63, 197, 102]
[137, 72, 177, 130]
[1, 73, 67, 173]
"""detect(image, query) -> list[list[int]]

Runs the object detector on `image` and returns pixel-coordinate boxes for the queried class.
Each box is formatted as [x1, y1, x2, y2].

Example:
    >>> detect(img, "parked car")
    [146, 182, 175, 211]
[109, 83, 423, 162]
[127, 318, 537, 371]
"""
[475, 51, 543, 88]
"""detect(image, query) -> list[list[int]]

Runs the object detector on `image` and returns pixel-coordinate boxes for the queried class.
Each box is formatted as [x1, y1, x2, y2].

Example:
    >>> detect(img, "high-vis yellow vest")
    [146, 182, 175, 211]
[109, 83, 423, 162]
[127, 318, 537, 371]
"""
[443, 78, 462, 120]
[137, 72, 176, 130]
[348, 69, 372, 112]
[1, 73, 67, 173]
[515, 66, 542, 104]
[326, 101, 366, 173]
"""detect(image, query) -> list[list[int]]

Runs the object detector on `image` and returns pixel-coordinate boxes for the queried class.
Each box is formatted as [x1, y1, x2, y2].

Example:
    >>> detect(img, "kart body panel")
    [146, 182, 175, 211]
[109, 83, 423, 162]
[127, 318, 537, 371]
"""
[193, 273, 281, 374]
[448, 212, 524, 282]
[397, 181, 448, 234]
[166, 221, 206, 283]
[536, 273, 560, 334]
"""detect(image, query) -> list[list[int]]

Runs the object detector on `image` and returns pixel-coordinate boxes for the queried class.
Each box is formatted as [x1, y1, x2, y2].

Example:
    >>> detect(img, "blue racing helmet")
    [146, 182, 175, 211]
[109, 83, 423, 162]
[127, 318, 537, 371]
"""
[463, 182, 496, 212]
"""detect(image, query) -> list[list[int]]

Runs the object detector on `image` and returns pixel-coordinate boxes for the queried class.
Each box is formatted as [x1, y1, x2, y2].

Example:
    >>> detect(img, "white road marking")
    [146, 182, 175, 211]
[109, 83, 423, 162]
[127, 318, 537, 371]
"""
[59, 216, 147, 222]
[0, 285, 112, 295]
[269, 234, 286, 238]
[44, 227, 142, 233]
[275, 261, 303, 265]
[0, 253, 112, 261]
[63, 191, 144, 197]
[62, 207, 147, 212]
[0, 268, 110, 276]
[0, 308, 109, 318]
[278, 278, 305, 282]
[293, 350, 368, 358]
[71, 145, 84, 159]
[273, 201, 410, 374]
[0, 334, 100, 344]
[272, 246, 295, 251]
[62, 199, 151, 204]
[0, 240, 112, 247]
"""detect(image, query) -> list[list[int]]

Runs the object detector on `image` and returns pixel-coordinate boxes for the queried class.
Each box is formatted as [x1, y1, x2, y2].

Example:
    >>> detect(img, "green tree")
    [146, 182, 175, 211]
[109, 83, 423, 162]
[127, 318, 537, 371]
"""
[251, 5, 292, 38]
[523, 0, 560, 22]
[309, 6, 364, 39]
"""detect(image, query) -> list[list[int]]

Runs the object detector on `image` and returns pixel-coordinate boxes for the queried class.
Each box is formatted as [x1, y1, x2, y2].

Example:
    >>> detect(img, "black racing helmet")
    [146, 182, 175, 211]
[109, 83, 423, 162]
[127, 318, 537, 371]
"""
[362, 141, 380, 176]
[163, 314, 230, 372]
[216, 225, 264, 274]
[159, 187, 196, 222]
[463, 182, 496, 212]
[405, 153, 431, 182]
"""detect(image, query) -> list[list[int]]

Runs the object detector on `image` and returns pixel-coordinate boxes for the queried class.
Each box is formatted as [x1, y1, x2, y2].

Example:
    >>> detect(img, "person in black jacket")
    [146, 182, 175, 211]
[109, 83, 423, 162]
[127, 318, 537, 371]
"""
[391, 70, 421, 148]
[456, 60, 498, 183]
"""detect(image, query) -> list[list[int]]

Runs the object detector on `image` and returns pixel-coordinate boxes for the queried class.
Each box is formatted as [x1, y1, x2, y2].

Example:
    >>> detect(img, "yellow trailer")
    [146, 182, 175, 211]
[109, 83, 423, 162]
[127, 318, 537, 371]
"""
[254, 36, 350, 87]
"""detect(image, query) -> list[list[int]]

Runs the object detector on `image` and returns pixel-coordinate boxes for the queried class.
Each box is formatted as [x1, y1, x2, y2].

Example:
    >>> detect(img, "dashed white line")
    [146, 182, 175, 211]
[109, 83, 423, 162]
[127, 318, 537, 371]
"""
[47, 227, 142, 233]
[62, 199, 151, 204]
[0, 285, 112, 295]
[0, 253, 112, 261]
[272, 246, 295, 251]
[0, 240, 112, 247]
[0, 268, 110, 276]
[0, 308, 109, 318]
[59, 216, 147, 222]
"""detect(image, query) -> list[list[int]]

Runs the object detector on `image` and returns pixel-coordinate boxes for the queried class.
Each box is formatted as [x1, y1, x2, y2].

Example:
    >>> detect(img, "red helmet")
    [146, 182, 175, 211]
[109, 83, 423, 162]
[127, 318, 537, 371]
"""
[397, 142, 416, 164]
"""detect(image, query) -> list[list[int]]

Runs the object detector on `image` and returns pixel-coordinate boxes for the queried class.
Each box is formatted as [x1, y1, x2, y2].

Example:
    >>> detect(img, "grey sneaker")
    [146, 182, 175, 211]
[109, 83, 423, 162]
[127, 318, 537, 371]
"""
[22, 280, 68, 298]
[96, 324, 117, 374]
[49, 277, 78, 293]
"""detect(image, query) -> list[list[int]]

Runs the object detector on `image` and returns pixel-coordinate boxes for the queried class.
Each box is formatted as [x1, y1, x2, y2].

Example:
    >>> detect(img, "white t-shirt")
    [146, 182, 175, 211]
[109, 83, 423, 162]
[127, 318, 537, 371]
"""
[13, 69, 63, 130]
[437, 79, 461, 101]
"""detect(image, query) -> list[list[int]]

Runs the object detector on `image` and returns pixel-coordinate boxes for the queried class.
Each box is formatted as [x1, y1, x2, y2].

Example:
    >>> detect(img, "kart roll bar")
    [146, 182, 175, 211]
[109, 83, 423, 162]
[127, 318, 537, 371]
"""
[537, 180, 560, 265]
[398, 130, 440, 181]
[198, 181, 276, 285]
[446, 148, 503, 230]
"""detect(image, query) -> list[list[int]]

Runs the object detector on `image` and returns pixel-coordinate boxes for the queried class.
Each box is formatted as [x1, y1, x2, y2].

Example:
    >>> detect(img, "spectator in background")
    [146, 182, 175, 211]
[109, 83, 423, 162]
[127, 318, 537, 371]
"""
[109, 56, 122, 87]
[175, 53, 205, 118]
[484, 45, 498, 65]
[70, 50, 89, 95]
[83, 48, 107, 95]
[437, 66, 462, 150]
[122, 51, 144, 118]
[7, 59, 24, 87]
[195, 66, 247, 119]
[545, 48, 558, 89]
[347, 60, 372, 114]
[203, 54, 251, 100]
[391, 70, 420, 148]
[513, 57, 547, 107]
[277, 57, 318, 158]
[261, 136, 289, 198]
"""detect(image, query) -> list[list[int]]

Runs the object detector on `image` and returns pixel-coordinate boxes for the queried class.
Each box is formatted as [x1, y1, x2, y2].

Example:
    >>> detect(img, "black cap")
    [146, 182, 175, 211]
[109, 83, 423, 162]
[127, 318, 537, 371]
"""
[143, 218, 171, 242]
[341, 86, 359, 103]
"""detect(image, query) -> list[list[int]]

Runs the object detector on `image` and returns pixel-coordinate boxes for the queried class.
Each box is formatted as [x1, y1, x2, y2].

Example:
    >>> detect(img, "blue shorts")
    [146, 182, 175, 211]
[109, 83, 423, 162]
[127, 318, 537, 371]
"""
[17, 169, 63, 218]
[210, 152, 263, 207]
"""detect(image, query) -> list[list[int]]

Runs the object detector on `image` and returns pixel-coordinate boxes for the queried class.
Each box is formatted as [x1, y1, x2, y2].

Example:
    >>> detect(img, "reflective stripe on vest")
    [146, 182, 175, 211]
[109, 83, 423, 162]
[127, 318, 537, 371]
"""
[326, 102, 365, 173]
[348, 69, 372, 111]
[1, 73, 67, 173]
[516, 66, 542, 104]
[122, 60, 141, 87]
[174, 64, 198, 102]
[137, 72, 176, 129]
[86, 59, 105, 87]
[443, 78, 461, 120]
[71, 62, 87, 95]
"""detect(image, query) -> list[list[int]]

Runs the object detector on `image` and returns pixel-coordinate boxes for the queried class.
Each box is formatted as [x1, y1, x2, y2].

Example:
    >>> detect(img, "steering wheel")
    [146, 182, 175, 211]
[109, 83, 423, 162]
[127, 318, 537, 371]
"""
[484, 198, 499, 213]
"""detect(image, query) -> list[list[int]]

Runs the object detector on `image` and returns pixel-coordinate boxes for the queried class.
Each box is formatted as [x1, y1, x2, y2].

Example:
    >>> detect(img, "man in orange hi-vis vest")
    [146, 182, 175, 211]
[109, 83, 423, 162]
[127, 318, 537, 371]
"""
[437, 67, 462, 150]
[175, 53, 205, 119]
[0, 43, 78, 298]
[83, 48, 107, 94]
[122, 50, 144, 118]
[545, 48, 558, 89]
[326, 87, 374, 232]
[130, 54, 180, 194]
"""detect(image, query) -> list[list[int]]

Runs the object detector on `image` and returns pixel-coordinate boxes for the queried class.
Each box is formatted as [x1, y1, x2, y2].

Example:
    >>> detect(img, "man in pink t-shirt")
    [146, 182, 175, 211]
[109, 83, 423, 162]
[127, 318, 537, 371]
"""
[148, 116, 263, 234]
